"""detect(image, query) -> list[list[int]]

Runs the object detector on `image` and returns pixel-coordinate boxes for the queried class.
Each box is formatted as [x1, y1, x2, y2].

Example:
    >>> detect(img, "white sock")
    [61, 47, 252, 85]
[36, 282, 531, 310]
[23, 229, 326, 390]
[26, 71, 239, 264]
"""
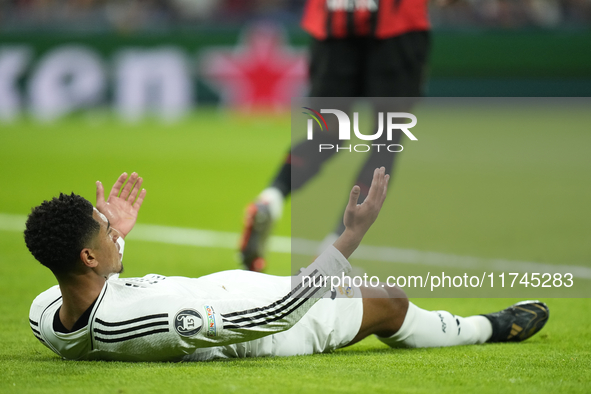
[257, 187, 284, 221]
[377, 302, 492, 348]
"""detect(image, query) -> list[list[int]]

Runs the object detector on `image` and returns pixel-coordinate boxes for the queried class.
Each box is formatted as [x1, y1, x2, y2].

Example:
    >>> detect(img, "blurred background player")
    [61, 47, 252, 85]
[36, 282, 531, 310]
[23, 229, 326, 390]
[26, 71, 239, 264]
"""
[240, 0, 454, 271]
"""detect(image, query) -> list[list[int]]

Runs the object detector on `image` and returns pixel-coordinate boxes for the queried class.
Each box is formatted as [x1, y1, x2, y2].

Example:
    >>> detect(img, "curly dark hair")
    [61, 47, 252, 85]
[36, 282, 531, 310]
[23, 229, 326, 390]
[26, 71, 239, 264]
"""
[24, 193, 100, 274]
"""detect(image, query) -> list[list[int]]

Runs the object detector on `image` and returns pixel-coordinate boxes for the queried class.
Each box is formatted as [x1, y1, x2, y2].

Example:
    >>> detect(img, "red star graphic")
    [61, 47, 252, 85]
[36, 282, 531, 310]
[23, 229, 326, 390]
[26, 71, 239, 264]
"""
[200, 23, 308, 111]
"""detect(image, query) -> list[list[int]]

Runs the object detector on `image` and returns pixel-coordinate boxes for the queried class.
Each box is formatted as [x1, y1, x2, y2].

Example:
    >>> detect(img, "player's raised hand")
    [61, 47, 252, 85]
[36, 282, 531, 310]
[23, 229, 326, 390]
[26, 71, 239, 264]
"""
[343, 167, 389, 236]
[334, 167, 389, 258]
[96, 172, 146, 238]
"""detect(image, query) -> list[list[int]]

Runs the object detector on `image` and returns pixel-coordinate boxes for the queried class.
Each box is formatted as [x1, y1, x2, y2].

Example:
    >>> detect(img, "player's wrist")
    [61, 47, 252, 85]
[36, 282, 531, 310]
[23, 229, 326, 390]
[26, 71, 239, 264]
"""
[113, 227, 127, 239]
[332, 229, 362, 259]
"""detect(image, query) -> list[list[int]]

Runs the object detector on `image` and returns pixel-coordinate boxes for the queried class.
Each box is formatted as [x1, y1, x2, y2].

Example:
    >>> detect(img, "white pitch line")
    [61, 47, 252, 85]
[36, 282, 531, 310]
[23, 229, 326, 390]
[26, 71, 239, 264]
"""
[2, 212, 590, 279]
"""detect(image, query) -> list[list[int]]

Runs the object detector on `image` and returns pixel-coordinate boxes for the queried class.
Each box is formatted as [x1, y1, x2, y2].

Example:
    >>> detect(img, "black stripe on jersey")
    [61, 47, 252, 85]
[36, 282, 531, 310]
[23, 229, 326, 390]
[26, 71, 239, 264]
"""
[33, 295, 61, 351]
[94, 328, 169, 343]
[33, 334, 46, 344]
[222, 278, 323, 326]
[45, 296, 62, 310]
[222, 270, 320, 319]
[89, 283, 109, 351]
[93, 320, 168, 336]
[95, 313, 168, 327]
[221, 271, 324, 325]
[39, 296, 62, 320]
[221, 293, 292, 319]
[223, 285, 325, 329]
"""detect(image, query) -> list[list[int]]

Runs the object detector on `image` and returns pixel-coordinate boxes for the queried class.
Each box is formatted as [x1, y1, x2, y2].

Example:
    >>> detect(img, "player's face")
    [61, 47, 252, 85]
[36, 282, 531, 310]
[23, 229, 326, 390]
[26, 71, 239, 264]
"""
[91, 208, 123, 278]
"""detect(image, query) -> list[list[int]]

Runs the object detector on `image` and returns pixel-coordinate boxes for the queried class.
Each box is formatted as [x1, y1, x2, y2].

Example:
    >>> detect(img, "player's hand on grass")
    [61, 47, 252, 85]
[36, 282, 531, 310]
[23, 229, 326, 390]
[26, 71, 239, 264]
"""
[96, 172, 146, 238]
[333, 167, 389, 259]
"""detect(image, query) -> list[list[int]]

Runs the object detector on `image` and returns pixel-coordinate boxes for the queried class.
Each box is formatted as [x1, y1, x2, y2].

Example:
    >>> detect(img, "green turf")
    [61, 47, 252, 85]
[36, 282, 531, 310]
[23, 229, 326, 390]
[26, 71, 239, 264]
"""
[0, 108, 590, 393]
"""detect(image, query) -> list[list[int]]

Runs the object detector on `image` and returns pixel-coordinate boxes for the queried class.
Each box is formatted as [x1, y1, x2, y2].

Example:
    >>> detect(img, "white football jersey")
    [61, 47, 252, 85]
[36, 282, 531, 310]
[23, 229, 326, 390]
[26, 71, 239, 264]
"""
[29, 246, 353, 361]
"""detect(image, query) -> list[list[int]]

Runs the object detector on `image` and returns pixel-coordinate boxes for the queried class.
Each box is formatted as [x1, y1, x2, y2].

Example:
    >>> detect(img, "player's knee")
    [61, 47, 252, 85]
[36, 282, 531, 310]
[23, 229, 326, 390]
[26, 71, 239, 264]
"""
[385, 284, 408, 302]
[360, 285, 409, 334]
[384, 285, 409, 322]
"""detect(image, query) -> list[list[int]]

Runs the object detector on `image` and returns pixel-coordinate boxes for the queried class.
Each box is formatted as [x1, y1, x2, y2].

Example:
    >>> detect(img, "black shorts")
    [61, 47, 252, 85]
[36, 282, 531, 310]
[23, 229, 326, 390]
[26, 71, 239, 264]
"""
[308, 31, 431, 97]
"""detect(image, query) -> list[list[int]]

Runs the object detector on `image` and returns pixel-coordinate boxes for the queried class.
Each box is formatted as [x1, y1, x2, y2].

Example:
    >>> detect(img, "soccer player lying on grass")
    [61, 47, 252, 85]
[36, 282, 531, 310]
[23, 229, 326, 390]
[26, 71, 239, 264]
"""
[25, 169, 549, 361]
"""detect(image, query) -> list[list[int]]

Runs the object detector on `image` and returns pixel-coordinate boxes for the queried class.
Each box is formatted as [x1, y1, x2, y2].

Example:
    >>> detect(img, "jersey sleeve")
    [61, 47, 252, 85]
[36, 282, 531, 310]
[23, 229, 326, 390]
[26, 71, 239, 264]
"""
[193, 245, 351, 344]
[90, 245, 352, 361]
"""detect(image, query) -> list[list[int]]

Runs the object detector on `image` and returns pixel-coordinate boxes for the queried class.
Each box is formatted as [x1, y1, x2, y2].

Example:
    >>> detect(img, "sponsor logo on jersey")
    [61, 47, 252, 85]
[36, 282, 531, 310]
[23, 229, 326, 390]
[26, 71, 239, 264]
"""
[174, 309, 203, 337]
[204, 305, 217, 338]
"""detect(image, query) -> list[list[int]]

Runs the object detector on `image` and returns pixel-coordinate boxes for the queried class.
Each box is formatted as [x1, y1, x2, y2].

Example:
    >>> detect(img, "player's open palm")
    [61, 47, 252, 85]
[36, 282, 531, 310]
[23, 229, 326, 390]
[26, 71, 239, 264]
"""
[343, 167, 389, 239]
[96, 172, 146, 238]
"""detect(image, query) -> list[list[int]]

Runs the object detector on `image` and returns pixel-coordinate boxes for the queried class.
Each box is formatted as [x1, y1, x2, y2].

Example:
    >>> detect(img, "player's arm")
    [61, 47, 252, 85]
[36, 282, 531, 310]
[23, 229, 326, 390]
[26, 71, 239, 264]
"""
[92, 168, 390, 358]
[166, 168, 390, 350]
[333, 167, 390, 259]
[95, 172, 146, 238]
[210, 166, 390, 345]
[155, 244, 351, 354]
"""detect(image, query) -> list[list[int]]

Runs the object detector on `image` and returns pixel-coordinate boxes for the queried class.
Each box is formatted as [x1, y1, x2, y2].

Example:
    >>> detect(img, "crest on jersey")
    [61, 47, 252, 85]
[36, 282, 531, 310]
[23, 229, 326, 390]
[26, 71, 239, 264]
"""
[174, 309, 203, 337]
[337, 285, 355, 298]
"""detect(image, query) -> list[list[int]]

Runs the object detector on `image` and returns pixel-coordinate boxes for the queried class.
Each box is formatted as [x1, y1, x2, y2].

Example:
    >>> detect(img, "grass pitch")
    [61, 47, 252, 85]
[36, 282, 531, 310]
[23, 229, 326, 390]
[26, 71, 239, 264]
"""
[0, 106, 590, 393]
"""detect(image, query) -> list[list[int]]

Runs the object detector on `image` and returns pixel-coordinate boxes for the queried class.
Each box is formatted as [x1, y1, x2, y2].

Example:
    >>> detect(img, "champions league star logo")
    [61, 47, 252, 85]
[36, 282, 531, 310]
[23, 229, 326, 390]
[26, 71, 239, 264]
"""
[200, 23, 307, 110]
[174, 309, 203, 337]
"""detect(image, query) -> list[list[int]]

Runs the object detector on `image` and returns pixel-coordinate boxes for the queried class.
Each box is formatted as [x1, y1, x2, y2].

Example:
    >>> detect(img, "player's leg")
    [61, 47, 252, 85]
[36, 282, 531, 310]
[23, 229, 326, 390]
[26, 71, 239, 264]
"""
[351, 286, 492, 347]
[239, 129, 344, 271]
[240, 37, 364, 271]
[348, 32, 430, 203]
[348, 285, 549, 348]
[328, 33, 431, 237]
[267, 36, 366, 195]
[345, 285, 409, 345]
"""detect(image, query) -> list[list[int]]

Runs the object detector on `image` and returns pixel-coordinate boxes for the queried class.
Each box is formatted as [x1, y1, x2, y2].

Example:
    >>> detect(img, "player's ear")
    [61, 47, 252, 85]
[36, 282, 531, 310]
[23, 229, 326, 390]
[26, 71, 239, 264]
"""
[80, 248, 98, 268]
